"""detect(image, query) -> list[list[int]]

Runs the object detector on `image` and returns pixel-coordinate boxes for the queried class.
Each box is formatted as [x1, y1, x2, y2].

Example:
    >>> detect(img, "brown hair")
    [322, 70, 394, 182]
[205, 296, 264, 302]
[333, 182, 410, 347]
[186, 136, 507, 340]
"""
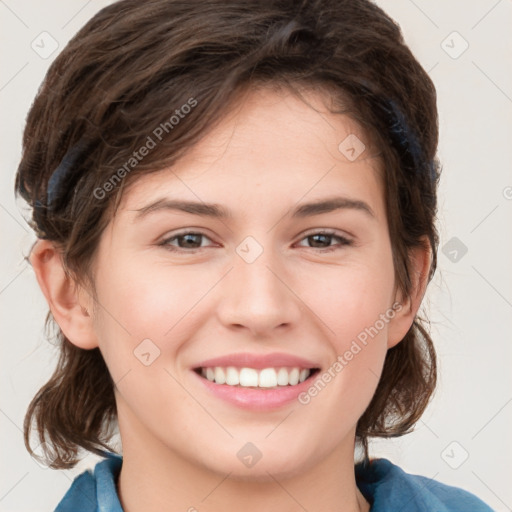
[15, 0, 440, 469]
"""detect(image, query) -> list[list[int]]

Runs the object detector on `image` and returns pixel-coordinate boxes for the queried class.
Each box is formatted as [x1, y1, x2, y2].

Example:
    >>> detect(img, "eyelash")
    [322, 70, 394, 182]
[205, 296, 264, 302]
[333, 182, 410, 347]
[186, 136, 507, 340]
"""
[158, 229, 354, 254]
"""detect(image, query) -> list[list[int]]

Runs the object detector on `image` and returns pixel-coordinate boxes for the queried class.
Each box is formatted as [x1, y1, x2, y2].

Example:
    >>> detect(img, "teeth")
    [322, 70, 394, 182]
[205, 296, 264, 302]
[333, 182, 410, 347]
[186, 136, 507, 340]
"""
[226, 366, 240, 386]
[200, 366, 313, 388]
[276, 367, 289, 386]
[259, 368, 277, 388]
[206, 367, 215, 381]
[240, 367, 259, 387]
[299, 369, 310, 383]
[214, 367, 225, 384]
[288, 368, 299, 385]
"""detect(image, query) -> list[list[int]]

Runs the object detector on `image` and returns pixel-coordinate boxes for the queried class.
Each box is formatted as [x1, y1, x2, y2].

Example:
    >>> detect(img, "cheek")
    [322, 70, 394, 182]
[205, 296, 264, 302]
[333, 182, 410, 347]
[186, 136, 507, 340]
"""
[90, 260, 198, 425]
[296, 258, 394, 411]
[94, 255, 199, 339]
[90, 259, 177, 381]
[305, 258, 395, 349]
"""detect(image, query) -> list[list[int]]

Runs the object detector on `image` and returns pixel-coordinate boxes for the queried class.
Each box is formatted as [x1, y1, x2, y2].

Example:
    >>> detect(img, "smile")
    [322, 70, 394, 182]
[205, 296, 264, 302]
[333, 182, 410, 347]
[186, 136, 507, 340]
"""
[195, 366, 320, 388]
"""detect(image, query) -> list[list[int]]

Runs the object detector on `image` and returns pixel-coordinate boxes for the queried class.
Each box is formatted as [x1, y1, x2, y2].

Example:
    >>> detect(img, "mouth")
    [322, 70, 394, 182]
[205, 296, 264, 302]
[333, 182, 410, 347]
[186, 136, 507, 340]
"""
[193, 366, 321, 389]
[190, 352, 323, 410]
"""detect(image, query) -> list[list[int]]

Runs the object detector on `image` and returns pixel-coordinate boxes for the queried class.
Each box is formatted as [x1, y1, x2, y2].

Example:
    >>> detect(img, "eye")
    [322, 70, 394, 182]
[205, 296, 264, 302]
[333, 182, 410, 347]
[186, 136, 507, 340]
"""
[295, 230, 353, 252]
[159, 231, 214, 252]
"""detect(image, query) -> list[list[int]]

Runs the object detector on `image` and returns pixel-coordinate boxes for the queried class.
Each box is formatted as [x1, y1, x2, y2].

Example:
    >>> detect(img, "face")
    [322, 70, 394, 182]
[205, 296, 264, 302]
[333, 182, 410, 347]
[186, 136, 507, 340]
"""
[81, 86, 408, 480]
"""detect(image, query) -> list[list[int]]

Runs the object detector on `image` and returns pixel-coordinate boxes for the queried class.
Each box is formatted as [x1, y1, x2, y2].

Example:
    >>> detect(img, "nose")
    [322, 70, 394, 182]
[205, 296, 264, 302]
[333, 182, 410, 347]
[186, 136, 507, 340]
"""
[215, 241, 303, 337]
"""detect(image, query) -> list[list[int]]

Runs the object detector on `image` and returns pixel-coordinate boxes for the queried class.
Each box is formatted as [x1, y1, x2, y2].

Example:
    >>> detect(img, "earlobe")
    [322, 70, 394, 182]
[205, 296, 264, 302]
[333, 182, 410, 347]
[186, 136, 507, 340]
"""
[387, 238, 432, 349]
[29, 239, 99, 350]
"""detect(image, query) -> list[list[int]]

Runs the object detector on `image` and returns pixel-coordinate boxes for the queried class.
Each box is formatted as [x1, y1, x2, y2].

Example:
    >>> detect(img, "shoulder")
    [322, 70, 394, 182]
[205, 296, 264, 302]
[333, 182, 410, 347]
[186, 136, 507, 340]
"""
[54, 452, 123, 512]
[355, 458, 495, 512]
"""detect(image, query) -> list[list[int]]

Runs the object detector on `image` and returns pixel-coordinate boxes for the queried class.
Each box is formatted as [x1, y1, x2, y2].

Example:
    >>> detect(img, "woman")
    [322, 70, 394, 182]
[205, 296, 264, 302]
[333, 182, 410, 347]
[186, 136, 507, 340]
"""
[15, 0, 494, 510]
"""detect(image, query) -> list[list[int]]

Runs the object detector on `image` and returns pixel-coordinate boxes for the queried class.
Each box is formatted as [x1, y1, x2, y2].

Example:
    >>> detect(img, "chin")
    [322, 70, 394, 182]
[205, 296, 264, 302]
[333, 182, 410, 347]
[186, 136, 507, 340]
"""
[202, 448, 319, 483]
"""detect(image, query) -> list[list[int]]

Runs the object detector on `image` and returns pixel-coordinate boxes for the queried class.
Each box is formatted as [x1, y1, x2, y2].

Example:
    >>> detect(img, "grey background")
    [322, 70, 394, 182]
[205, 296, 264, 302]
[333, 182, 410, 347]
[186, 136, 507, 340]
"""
[1, 0, 511, 510]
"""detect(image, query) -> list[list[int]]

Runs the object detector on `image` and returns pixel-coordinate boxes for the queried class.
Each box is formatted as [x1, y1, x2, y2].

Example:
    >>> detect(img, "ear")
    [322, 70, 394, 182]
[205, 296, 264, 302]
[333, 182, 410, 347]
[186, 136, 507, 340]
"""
[29, 239, 99, 350]
[387, 237, 432, 349]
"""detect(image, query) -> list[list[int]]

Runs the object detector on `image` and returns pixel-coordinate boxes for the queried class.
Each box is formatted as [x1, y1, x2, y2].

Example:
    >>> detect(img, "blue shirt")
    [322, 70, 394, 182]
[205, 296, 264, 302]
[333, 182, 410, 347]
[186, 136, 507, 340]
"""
[54, 452, 494, 511]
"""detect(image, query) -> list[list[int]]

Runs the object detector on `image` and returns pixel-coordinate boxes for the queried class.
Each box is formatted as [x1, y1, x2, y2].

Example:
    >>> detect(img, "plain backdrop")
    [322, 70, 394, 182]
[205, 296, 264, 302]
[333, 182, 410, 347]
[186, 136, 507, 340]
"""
[1, 1, 511, 511]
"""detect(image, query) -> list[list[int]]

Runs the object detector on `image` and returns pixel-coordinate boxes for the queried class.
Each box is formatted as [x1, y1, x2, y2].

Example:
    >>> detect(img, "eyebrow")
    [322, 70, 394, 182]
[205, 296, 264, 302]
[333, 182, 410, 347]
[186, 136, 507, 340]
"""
[131, 195, 375, 222]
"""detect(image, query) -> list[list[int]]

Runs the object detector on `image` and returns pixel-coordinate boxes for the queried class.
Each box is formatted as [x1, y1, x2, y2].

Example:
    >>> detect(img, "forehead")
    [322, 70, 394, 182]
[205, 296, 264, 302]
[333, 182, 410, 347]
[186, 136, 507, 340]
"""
[115, 85, 385, 225]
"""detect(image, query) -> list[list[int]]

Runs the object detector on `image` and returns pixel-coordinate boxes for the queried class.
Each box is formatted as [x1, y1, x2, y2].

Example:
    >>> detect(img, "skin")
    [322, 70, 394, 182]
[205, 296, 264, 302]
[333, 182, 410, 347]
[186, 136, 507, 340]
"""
[31, 85, 431, 512]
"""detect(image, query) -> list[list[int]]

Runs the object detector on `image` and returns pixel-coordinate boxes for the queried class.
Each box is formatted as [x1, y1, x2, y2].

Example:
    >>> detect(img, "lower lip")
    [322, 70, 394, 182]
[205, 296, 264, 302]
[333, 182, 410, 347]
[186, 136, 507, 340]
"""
[192, 370, 318, 411]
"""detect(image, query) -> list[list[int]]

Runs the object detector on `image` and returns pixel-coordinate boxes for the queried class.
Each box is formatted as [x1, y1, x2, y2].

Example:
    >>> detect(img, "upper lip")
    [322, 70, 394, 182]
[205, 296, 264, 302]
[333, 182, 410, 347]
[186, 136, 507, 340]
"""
[194, 352, 320, 370]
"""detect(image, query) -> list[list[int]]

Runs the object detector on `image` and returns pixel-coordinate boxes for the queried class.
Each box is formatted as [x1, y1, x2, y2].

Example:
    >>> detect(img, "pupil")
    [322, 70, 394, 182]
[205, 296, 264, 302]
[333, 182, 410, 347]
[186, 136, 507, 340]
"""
[182, 234, 200, 247]
[311, 234, 329, 247]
